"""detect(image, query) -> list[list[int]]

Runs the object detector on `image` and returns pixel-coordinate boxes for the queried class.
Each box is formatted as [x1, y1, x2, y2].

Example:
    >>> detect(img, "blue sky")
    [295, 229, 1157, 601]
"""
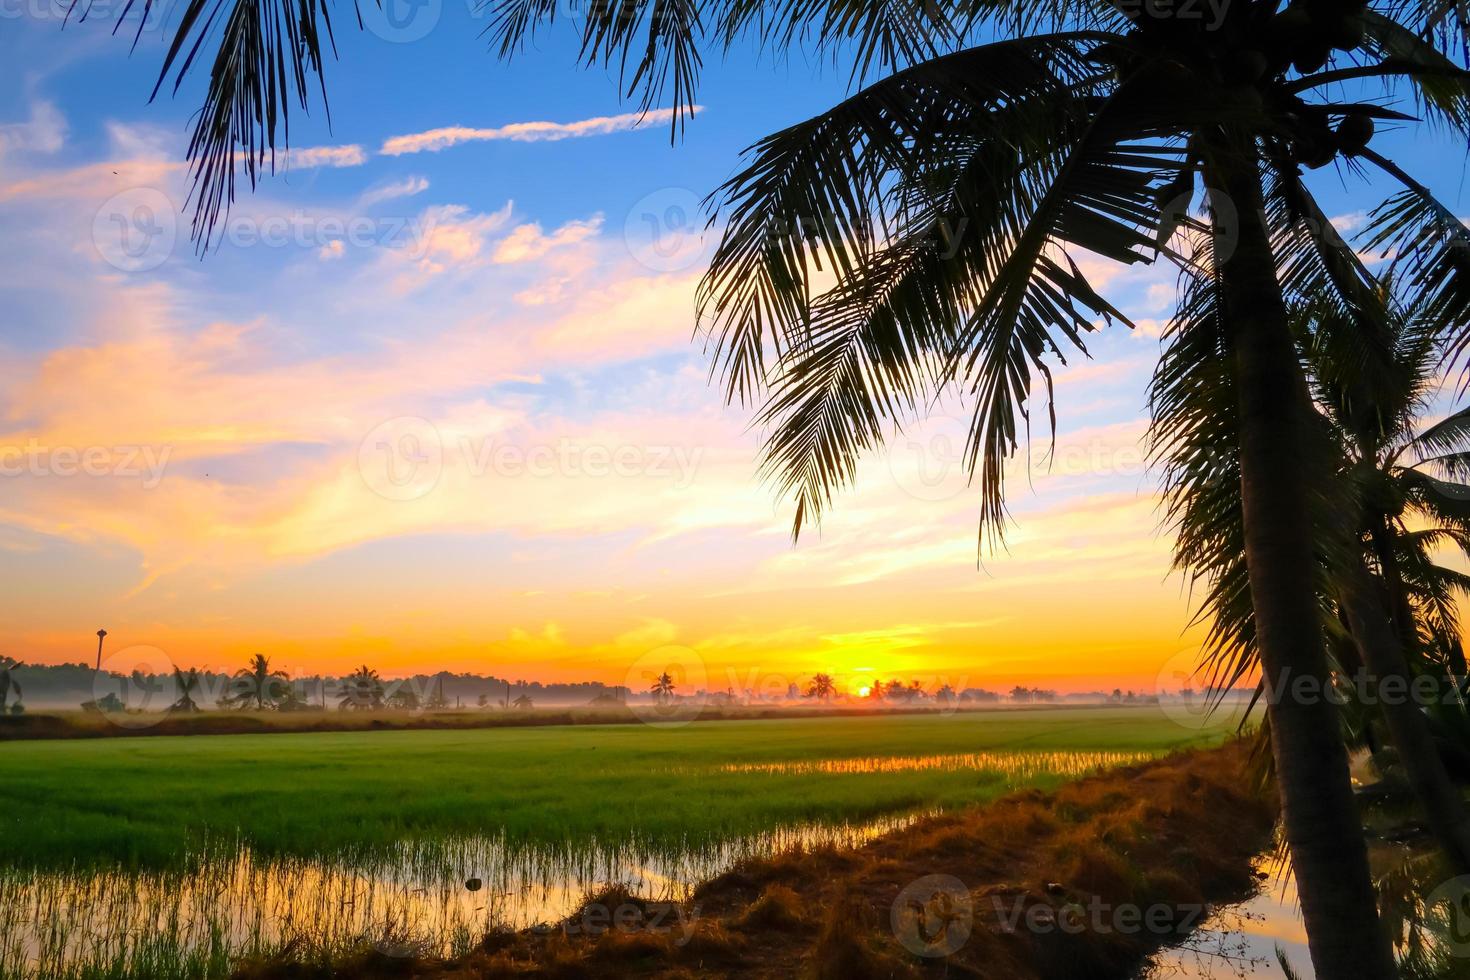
[2, 4, 1469, 694]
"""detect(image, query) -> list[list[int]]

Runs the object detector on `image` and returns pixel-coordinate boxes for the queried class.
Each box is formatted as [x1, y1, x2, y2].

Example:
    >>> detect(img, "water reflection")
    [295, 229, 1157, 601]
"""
[1143, 847, 1466, 980]
[0, 815, 920, 979]
[1143, 855, 1308, 980]
[0, 749, 1166, 978]
[717, 749, 1157, 779]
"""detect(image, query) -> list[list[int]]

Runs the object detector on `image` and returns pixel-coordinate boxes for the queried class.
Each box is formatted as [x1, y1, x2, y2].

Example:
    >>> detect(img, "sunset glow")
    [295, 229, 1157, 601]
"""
[0, 11, 1460, 697]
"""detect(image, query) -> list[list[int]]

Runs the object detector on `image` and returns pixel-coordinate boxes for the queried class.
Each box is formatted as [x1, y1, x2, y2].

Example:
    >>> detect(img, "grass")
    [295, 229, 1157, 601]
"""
[0, 708, 1241, 980]
[242, 742, 1278, 980]
[0, 707, 1228, 869]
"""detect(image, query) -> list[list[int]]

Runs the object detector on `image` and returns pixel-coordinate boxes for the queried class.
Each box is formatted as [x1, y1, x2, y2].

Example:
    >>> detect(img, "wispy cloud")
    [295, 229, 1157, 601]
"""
[358, 176, 430, 207]
[280, 144, 367, 169]
[493, 217, 602, 264]
[379, 108, 696, 156]
[0, 100, 66, 159]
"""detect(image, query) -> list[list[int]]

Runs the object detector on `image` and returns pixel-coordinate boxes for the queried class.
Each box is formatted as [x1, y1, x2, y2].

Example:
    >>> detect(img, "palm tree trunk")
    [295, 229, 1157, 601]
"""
[1207, 144, 1398, 979]
[1449, 639, 1469, 685]
[1341, 557, 1470, 873]
[1368, 518, 1419, 650]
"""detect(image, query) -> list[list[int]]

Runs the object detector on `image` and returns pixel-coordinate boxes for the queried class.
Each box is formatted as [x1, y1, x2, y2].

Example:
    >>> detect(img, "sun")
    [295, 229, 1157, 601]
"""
[858, 686, 871, 698]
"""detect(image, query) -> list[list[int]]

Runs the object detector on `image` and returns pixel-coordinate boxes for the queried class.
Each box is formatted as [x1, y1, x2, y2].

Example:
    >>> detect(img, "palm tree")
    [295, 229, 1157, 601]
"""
[1305, 298, 1470, 872]
[121, 0, 1470, 970]
[1155, 284, 1470, 873]
[168, 668, 202, 713]
[0, 657, 21, 715]
[222, 654, 289, 710]
[651, 671, 676, 704]
[804, 673, 837, 701]
[338, 665, 385, 711]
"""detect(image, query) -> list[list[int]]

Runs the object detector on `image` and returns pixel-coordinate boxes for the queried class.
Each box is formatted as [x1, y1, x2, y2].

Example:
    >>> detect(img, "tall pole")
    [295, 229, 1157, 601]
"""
[95, 629, 107, 671]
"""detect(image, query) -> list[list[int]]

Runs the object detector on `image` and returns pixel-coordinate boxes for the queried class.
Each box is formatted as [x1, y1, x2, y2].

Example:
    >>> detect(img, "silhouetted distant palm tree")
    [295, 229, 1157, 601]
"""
[0, 657, 21, 714]
[338, 666, 385, 711]
[168, 668, 202, 713]
[804, 673, 836, 701]
[512, 693, 535, 710]
[222, 655, 289, 710]
[651, 672, 676, 704]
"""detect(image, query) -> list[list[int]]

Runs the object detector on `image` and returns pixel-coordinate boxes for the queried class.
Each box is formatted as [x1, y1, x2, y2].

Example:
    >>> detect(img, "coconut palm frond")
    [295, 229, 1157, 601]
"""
[1357, 158, 1470, 375]
[1359, 8, 1470, 133]
[705, 34, 1192, 540]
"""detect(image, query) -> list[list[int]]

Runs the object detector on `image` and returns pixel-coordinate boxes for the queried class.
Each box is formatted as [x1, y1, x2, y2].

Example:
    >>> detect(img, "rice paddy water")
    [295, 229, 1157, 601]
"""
[1, 746, 1153, 979]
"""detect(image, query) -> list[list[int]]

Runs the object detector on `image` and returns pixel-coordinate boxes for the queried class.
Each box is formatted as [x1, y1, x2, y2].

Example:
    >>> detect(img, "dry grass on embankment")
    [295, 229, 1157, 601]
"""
[236, 742, 1275, 980]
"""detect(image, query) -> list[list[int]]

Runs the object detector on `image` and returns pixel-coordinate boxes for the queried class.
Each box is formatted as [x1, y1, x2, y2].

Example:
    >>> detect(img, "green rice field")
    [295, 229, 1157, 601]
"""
[0, 707, 1234, 979]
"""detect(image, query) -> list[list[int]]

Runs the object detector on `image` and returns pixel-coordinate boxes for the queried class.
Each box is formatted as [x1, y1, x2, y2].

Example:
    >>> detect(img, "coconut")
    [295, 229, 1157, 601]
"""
[1299, 138, 1338, 169]
[1270, 4, 1313, 40]
[1224, 49, 1270, 85]
[1335, 113, 1376, 154]
[1292, 42, 1331, 76]
[1329, 12, 1366, 51]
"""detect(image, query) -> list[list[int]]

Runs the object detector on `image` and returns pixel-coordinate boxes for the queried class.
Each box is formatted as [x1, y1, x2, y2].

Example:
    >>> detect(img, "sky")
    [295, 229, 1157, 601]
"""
[2, 3, 1469, 695]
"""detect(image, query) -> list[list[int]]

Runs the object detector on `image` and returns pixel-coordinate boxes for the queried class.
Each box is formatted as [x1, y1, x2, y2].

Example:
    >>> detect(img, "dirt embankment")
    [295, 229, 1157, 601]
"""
[239, 742, 1275, 980]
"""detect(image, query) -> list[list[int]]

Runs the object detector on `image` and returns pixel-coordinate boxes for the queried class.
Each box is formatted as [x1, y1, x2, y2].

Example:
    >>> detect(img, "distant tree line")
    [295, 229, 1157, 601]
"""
[3, 659, 632, 712]
[3, 657, 1196, 714]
